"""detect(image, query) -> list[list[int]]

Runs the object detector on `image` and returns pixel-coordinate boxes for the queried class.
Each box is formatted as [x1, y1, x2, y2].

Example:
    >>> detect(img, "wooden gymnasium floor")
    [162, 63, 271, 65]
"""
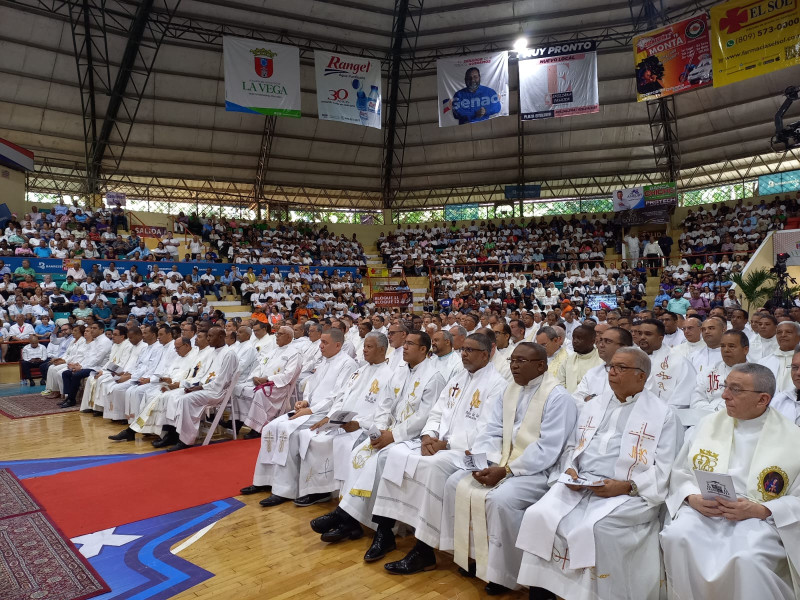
[0, 384, 527, 600]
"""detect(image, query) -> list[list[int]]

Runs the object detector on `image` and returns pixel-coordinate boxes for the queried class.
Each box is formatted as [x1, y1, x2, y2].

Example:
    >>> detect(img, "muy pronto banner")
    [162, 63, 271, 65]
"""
[223, 36, 301, 117]
[314, 51, 382, 129]
[710, 0, 800, 87]
[633, 14, 712, 102]
[437, 52, 509, 127]
[519, 41, 599, 120]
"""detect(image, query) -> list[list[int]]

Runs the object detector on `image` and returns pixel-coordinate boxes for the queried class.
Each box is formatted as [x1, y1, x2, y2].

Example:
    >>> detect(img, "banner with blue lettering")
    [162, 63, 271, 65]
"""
[314, 51, 382, 129]
[3, 257, 357, 280]
[437, 51, 509, 127]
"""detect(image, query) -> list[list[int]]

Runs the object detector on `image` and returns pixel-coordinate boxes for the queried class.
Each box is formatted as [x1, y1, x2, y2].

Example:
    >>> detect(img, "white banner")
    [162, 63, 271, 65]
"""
[612, 186, 646, 212]
[519, 41, 599, 120]
[223, 36, 301, 118]
[314, 51, 381, 129]
[437, 52, 509, 127]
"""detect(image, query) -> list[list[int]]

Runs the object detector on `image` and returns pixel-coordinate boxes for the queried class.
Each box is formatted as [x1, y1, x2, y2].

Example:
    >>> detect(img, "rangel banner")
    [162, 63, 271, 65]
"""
[437, 52, 509, 127]
[710, 0, 800, 87]
[633, 14, 712, 101]
[223, 36, 301, 117]
[314, 51, 382, 129]
[519, 41, 599, 120]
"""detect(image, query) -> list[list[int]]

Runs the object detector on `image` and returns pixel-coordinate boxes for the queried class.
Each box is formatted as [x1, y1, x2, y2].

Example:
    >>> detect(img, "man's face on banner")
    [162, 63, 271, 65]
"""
[465, 68, 480, 92]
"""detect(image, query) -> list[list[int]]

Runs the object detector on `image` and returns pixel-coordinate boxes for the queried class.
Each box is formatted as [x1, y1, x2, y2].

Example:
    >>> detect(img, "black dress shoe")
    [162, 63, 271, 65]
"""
[165, 441, 191, 452]
[39, 379, 46, 386]
[92, 410, 103, 417]
[384, 547, 436, 575]
[259, 494, 290, 507]
[485, 582, 512, 595]
[458, 563, 476, 577]
[363, 528, 396, 563]
[108, 428, 135, 441]
[294, 493, 331, 507]
[239, 484, 271, 495]
[111, 419, 127, 424]
[58, 400, 76, 408]
[320, 521, 364, 542]
[529, 587, 556, 600]
[28, 379, 35, 386]
[152, 434, 178, 448]
[310, 511, 343, 534]
[243, 429, 260, 439]
[80, 409, 94, 414]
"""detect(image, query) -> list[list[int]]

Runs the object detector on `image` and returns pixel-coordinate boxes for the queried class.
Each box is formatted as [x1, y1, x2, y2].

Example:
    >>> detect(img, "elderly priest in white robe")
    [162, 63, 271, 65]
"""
[364, 332, 508, 574]
[79, 325, 134, 413]
[555, 325, 603, 394]
[247, 328, 358, 506]
[161, 326, 239, 452]
[757, 320, 800, 394]
[439, 342, 577, 595]
[516, 347, 683, 600]
[309, 330, 445, 555]
[291, 332, 393, 504]
[239, 326, 303, 439]
[572, 326, 633, 403]
[661, 363, 800, 600]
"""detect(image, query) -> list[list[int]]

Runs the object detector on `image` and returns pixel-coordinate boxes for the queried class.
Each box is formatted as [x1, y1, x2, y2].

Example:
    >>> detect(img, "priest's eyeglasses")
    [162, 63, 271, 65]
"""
[718, 384, 764, 395]
[507, 357, 545, 364]
[604, 364, 645, 374]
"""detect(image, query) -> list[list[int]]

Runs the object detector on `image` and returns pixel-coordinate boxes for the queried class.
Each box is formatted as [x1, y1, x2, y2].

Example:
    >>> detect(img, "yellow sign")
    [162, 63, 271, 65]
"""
[710, 0, 800, 87]
[368, 267, 389, 277]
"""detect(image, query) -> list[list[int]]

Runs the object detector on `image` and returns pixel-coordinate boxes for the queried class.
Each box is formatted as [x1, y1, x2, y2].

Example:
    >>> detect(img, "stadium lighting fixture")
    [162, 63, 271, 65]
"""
[513, 37, 528, 52]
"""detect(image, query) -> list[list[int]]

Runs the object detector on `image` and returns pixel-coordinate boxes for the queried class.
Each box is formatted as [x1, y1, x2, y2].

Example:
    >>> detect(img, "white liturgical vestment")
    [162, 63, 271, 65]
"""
[749, 334, 778, 361]
[79, 339, 132, 412]
[661, 408, 800, 600]
[681, 360, 737, 427]
[689, 345, 722, 374]
[758, 348, 794, 394]
[572, 363, 609, 404]
[556, 348, 603, 393]
[92, 340, 144, 412]
[643, 344, 696, 408]
[663, 329, 686, 348]
[239, 344, 303, 433]
[670, 339, 705, 359]
[432, 351, 463, 383]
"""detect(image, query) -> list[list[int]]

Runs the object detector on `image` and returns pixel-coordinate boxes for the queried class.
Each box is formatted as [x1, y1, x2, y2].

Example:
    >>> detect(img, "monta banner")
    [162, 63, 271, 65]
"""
[633, 14, 713, 102]
[314, 51, 382, 129]
[710, 0, 800, 87]
[437, 52, 509, 127]
[519, 41, 599, 120]
[223, 36, 301, 117]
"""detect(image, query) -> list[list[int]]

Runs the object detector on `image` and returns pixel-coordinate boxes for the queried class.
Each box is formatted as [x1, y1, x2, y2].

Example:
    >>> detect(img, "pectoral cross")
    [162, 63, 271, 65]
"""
[450, 383, 460, 398]
[265, 430, 274, 453]
[626, 422, 655, 479]
[278, 431, 288, 453]
[552, 548, 569, 570]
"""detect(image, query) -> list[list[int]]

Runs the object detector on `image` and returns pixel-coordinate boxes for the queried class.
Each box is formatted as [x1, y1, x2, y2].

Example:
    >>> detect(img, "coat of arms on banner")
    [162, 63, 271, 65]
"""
[252, 49, 277, 78]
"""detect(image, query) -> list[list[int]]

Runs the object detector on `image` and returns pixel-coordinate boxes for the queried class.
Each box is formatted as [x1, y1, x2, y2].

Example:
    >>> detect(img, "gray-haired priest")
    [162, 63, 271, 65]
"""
[661, 363, 800, 600]
[516, 347, 683, 600]
[439, 342, 578, 595]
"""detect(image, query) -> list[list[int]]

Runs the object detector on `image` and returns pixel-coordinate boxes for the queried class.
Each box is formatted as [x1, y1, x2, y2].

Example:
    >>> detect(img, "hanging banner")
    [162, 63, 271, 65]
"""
[223, 36, 301, 118]
[612, 182, 677, 212]
[759, 169, 800, 194]
[519, 41, 599, 120]
[314, 51, 381, 129]
[710, 0, 800, 88]
[437, 52, 509, 127]
[633, 14, 712, 102]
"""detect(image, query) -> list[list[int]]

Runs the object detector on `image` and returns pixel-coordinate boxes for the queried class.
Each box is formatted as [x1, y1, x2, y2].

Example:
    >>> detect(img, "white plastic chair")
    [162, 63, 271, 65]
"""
[202, 369, 239, 446]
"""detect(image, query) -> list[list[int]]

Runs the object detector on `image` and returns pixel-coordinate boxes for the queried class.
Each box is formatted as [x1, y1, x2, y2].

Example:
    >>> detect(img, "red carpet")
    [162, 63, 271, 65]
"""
[23, 439, 261, 538]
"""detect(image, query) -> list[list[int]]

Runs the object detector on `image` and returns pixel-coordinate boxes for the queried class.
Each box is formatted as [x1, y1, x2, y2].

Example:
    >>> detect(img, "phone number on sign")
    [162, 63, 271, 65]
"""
[735, 17, 800, 42]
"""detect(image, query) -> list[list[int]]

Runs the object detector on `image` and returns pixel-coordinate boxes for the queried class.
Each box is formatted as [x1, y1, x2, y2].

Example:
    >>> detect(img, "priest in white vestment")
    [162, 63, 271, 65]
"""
[430, 330, 463, 383]
[293, 333, 392, 502]
[669, 316, 705, 359]
[685, 330, 750, 427]
[516, 347, 683, 600]
[250, 321, 275, 356]
[385, 323, 408, 371]
[661, 311, 686, 348]
[573, 326, 633, 403]
[310, 331, 445, 553]
[556, 325, 603, 394]
[250, 329, 358, 505]
[108, 336, 196, 441]
[366, 333, 508, 573]
[636, 318, 696, 408]
[122, 326, 176, 419]
[490, 322, 514, 382]
[749, 314, 779, 361]
[161, 326, 239, 451]
[91, 327, 145, 414]
[294, 323, 322, 391]
[57, 323, 113, 407]
[239, 326, 302, 437]
[43, 326, 88, 396]
[757, 320, 800, 394]
[766, 349, 800, 425]
[103, 325, 165, 421]
[538, 326, 568, 377]
[689, 316, 725, 374]
[439, 342, 578, 594]
[79, 325, 134, 412]
[661, 363, 800, 600]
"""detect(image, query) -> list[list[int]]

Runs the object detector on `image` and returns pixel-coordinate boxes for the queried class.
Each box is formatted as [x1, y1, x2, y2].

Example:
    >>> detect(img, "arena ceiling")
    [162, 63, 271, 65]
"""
[0, 0, 799, 211]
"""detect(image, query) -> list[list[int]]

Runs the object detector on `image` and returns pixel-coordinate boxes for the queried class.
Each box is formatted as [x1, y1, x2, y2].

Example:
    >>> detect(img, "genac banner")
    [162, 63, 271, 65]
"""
[314, 51, 382, 129]
[437, 52, 509, 127]
[519, 41, 599, 120]
[710, 0, 800, 87]
[634, 14, 712, 102]
[223, 36, 301, 118]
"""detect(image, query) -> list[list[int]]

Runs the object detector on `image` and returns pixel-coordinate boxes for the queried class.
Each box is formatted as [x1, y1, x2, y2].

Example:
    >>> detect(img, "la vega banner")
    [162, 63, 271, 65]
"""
[437, 52, 509, 127]
[519, 41, 599, 120]
[223, 36, 301, 117]
[314, 51, 382, 129]
[633, 14, 712, 102]
[710, 0, 800, 87]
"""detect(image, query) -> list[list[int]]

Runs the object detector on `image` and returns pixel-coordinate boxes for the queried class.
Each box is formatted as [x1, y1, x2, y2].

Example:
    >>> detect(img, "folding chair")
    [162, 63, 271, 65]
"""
[201, 369, 239, 446]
